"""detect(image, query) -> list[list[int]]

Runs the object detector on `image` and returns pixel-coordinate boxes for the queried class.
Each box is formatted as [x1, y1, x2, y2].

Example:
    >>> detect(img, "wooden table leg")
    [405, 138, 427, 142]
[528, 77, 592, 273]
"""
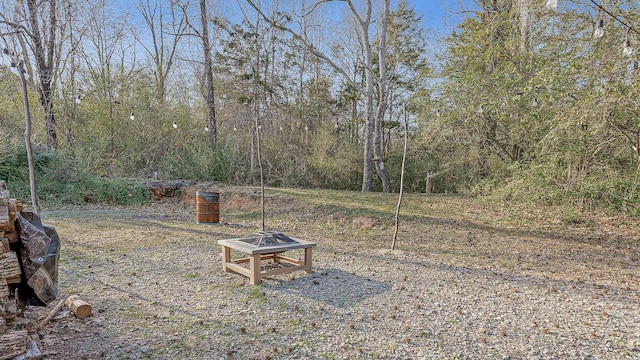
[249, 254, 262, 285]
[304, 247, 313, 274]
[222, 246, 231, 272]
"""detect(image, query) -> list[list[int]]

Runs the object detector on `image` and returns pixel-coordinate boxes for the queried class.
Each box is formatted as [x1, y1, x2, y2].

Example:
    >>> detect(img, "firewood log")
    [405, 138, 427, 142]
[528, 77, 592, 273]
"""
[64, 295, 92, 319]
[0, 190, 10, 233]
[11, 335, 42, 360]
[0, 253, 21, 284]
[0, 238, 8, 253]
[0, 330, 28, 360]
[2, 298, 16, 325]
[8, 199, 22, 224]
[38, 296, 67, 328]
[0, 279, 8, 299]
[3, 232, 17, 244]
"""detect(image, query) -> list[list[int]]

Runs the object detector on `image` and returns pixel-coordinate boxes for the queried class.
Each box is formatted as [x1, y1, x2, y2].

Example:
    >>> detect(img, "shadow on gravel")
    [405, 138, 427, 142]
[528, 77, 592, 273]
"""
[321, 245, 640, 306]
[264, 268, 391, 308]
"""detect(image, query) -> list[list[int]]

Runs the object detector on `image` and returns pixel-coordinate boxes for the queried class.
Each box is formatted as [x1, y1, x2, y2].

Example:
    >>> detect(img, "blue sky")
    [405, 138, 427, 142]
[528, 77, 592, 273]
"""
[410, 0, 476, 37]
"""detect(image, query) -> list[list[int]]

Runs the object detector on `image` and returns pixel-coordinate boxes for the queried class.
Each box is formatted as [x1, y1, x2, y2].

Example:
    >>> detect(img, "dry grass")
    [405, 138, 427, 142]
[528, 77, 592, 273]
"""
[351, 216, 377, 229]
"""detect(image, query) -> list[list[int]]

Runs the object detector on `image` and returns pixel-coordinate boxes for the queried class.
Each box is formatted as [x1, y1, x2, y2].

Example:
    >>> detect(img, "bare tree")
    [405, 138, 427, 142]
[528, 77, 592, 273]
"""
[174, 0, 217, 151]
[0, 0, 64, 149]
[136, 0, 187, 105]
[373, 0, 391, 192]
[245, 0, 393, 192]
[199, 0, 217, 151]
[79, 1, 139, 162]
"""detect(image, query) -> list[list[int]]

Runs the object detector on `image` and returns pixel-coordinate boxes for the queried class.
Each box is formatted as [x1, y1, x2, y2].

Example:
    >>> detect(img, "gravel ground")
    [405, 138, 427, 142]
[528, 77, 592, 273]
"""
[26, 190, 640, 359]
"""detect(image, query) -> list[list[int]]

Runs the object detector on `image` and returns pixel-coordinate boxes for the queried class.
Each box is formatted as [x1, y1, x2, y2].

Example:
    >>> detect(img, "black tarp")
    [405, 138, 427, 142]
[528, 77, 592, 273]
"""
[15, 211, 59, 305]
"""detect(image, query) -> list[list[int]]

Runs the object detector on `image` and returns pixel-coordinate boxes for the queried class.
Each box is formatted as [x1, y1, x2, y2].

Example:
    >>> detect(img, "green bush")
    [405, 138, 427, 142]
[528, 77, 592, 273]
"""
[0, 142, 29, 183]
[1, 145, 150, 206]
[79, 177, 150, 205]
[305, 128, 362, 190]
[158, 142, 231, 182]
[493, 161, 640, 216]
[576, 173, 640, 216]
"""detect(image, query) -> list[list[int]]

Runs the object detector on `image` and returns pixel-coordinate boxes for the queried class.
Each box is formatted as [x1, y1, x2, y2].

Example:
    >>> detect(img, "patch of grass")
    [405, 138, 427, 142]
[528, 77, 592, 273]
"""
[246, 286, 268, 303]
[560, 208, 586, 225]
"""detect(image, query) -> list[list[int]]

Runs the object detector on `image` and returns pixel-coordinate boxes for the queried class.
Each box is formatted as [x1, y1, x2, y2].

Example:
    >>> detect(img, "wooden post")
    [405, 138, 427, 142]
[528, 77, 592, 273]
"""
[304, 247, 313, 274]
[221, 246, 231, 273]
[249, 254, 261, 285]
[18, 64, 40, 215]
[392, 103, 409, 251]
[425, 173, 433, 194]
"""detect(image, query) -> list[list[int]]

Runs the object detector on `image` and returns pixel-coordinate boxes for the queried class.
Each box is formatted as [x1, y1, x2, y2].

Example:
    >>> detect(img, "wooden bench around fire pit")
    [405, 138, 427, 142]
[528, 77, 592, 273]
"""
[218, 232, 316, 285]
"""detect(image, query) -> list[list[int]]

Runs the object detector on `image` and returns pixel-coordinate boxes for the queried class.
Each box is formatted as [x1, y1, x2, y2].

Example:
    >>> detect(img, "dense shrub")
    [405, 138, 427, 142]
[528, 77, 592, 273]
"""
[1, 144, 150, 206]
[492, 162, 640, 216]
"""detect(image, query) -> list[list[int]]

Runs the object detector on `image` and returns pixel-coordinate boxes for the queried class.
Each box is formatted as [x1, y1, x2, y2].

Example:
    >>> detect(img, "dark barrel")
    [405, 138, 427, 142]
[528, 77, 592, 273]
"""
[196, 191, 220, 224]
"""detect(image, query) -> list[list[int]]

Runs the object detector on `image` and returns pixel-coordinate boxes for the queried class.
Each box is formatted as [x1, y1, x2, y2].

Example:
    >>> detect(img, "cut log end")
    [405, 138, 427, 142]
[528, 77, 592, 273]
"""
[64, 295, 92, 319]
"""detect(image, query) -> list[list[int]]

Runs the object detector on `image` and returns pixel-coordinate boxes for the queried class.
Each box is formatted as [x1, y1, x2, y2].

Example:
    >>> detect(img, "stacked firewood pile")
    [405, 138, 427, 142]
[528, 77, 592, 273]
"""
[0, 181, 26, 359]
[0, 181, 60, 359]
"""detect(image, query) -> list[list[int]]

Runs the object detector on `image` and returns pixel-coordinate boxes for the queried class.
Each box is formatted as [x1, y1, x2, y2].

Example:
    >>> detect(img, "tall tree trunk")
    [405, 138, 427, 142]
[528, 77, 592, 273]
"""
[200, 0, 216, 151]
[27, 0, 58, 149]
[349, 0, 375, 192]
[517, 0, 531, 52]
[374, 0, 391, 193]
[362, 82, 374, 191]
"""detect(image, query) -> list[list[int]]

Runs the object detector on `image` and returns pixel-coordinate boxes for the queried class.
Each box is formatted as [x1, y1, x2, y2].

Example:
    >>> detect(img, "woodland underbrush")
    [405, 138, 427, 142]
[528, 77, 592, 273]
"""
[2, 142, 640, 216]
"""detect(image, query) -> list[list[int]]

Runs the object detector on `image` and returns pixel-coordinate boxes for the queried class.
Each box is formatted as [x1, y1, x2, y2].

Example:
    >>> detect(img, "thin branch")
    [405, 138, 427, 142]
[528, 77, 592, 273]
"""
[244, 0, 360, 90]
[0, 19, 35, 39]
[0, 30, 22, 37]
[38, 295, 69, 328]
[302, 0, 341, 18]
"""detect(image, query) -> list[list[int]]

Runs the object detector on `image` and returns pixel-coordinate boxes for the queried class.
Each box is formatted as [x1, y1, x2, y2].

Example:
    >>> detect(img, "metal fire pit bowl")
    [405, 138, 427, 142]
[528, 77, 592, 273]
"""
[218, 231, 316, 285]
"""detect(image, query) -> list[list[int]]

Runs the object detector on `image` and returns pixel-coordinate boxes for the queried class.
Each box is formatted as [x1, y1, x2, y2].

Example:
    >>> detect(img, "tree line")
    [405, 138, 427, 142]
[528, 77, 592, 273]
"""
[1, 0, 639, 214]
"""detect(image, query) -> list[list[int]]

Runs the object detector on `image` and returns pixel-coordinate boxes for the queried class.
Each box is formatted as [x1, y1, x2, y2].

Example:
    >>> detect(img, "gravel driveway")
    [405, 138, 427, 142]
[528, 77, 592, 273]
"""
[33, 191, 640, 359]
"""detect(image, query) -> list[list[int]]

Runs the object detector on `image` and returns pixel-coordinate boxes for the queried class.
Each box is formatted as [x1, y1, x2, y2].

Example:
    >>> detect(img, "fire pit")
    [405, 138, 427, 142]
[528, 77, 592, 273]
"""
[218, 231, 316, 284]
